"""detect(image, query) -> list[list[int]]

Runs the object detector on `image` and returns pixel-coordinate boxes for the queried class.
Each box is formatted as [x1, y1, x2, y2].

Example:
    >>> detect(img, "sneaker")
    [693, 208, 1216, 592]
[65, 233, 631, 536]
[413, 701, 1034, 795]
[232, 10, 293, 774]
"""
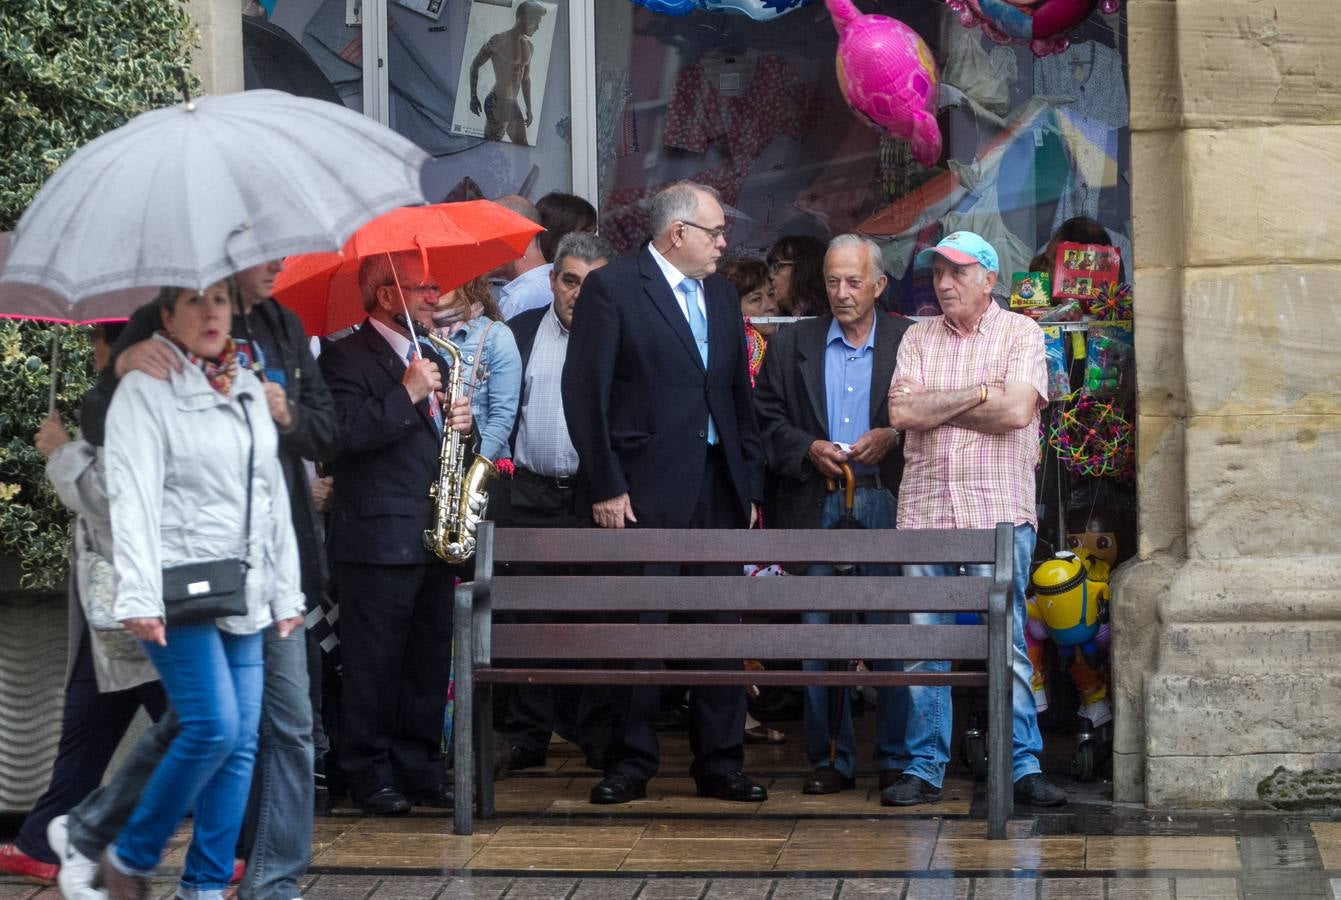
[1078, 697, 1112, 728]
[879, 773, 942, 807]
[48, 815, 105, 900]
[1013, 773, 1068, 807]
[0, 842, 57, 886]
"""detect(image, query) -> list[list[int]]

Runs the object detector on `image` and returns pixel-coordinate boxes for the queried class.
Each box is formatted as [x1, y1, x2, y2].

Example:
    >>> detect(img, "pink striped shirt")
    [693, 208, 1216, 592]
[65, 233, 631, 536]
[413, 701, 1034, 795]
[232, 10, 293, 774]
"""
[892, 302, 1048, 530]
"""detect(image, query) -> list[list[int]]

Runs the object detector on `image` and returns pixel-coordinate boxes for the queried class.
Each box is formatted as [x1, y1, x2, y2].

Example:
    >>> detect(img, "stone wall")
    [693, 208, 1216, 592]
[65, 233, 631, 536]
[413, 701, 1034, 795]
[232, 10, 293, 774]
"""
[1117, 0, 1341, 805]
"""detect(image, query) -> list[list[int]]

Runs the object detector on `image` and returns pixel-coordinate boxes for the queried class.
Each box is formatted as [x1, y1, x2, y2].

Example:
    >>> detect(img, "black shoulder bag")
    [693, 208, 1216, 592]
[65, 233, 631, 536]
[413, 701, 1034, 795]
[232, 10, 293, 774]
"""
[161, 394, 254, 625]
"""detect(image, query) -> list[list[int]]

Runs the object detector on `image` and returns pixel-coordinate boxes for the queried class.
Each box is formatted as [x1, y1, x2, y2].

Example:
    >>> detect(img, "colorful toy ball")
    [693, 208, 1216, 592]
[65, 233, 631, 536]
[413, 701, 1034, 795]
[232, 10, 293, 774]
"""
[945, 0, 1122, 58]
[826, 0, 942, 167]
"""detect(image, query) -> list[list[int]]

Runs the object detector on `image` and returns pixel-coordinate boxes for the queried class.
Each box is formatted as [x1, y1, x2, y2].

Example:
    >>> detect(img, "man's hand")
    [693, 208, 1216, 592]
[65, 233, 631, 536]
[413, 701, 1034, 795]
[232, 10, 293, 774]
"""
[275, 615, 304, 639]
[889, 377, 923, 398]
[262, 382, 292, 429]
[847, 427, 899, 466]
[309, 475, 334, 514]
[447, 396, 472, 435]
[749, 502, 760, 529]
[115, 338, 182, 380]
[123, 617, 166, 646]
[403, 357, 442, 404]
[469, 96, 482, 115]
[807, 440, 848, 479]
[592, 493, 637, 529]
[524, 108, 533, 127]
[34, 412, 71, 458]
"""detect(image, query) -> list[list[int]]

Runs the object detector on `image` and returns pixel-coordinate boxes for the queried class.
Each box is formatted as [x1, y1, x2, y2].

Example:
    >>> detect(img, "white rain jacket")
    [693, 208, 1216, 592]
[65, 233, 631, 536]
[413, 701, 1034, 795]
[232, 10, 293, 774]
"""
[104, 335, 305, 633]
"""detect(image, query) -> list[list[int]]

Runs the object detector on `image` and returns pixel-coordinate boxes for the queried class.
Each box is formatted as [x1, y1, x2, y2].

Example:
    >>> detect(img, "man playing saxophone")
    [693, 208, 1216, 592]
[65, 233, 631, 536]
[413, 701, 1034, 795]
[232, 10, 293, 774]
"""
[318, 250, 473, 816]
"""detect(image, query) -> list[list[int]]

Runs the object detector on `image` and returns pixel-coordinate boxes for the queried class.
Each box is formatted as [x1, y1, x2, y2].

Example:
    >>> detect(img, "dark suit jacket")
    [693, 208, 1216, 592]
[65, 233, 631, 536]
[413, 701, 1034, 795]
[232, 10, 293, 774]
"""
[506, 304, 547, 455]
[319, 319, 453, 565]
[560, 248, 765, 528]
[752, 312, 912, 530]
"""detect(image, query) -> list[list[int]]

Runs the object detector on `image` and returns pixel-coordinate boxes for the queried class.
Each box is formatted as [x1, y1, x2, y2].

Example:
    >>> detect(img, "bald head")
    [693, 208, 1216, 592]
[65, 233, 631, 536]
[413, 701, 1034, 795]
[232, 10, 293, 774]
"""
[493, 195, 541, 225]
[492, 194, 545, 278]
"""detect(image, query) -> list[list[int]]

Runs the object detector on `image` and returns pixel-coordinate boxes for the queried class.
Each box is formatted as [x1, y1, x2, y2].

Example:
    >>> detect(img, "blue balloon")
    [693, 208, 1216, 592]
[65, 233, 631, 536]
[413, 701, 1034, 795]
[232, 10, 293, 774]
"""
[629, 0, 812, 20]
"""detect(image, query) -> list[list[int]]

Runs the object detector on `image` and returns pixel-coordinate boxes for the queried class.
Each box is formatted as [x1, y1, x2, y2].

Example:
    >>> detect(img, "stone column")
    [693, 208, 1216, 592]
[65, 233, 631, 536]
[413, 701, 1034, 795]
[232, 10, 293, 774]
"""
[187, 0, 244, 95]
[1116, 0, 1341, 804]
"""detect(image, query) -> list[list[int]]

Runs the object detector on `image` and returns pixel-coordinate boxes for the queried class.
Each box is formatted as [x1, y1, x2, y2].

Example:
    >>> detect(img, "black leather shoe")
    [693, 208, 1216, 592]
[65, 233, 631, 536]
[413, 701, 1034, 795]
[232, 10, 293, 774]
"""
[506, 743, 547, 771]
[359, 786, 411, 816]
[589, 773, 647, 805]
[802, 766, 855, 795]
[878, 769, 904, 792]
[411, 784, 455, 809]
[1013, 773, 1068, 807]
[696, 771, 767, 802]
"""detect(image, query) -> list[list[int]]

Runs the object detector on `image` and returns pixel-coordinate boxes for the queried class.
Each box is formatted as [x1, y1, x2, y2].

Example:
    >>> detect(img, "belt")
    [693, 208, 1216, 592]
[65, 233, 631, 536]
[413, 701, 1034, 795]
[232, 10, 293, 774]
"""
[514, 467, 576, 490]
[830, 473, 884, 491]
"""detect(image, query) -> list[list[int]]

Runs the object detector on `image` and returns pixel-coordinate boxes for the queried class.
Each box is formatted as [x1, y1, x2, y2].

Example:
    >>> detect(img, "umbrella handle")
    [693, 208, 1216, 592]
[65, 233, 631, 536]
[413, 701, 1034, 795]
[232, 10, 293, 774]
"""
[840, 462, 856, 514]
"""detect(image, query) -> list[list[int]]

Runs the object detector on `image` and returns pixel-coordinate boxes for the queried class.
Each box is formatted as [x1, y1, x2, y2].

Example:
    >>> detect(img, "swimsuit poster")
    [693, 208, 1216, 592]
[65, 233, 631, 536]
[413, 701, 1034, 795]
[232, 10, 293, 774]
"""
[452, 0, 557, 147]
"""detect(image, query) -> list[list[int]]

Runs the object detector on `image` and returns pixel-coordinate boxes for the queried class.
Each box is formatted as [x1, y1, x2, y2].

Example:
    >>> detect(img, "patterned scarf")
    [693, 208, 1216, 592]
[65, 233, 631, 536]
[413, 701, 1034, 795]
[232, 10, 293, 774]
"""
[164, 332, 240, 396]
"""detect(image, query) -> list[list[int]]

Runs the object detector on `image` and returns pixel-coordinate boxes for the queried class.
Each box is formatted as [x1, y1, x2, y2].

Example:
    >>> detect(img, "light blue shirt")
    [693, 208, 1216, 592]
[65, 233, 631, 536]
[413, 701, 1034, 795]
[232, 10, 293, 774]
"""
[824, 316, 877, 476]
[440, 316, 522, 463]
[499, 264, 555, 321]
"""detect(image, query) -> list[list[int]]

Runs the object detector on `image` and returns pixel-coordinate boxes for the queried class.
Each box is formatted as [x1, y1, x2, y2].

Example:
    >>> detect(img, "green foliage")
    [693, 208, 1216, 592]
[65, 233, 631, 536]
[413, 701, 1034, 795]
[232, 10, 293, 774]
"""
[0, 0, 197, 588]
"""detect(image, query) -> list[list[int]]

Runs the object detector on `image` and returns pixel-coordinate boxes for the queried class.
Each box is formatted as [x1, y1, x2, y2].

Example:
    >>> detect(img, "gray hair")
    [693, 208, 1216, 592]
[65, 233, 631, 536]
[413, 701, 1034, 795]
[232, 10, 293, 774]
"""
[827, 233, 885, 280]
[358, 250, 420, 313]
[648, 181, 720, 238]
[553, 231, 614, 270]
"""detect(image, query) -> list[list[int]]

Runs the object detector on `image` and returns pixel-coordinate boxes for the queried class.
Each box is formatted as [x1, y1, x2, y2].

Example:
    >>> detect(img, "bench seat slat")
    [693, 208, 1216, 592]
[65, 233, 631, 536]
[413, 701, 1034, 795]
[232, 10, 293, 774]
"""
[489, 576, 993, 612]
[491, 623, 987, 661]
[475, 668, 989, 687]
[492, 528, 997, 565]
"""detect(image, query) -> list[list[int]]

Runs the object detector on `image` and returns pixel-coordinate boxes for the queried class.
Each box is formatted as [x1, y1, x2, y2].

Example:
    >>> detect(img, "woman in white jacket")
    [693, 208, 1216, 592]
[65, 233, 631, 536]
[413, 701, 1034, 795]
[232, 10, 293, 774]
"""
[99, 281, 305, 900]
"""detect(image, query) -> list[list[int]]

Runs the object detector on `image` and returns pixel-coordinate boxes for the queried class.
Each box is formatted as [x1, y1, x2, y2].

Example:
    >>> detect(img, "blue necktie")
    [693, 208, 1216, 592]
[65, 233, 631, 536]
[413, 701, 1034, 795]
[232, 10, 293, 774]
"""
[406, 343, 443, 437]
[680, 278, 717, 445]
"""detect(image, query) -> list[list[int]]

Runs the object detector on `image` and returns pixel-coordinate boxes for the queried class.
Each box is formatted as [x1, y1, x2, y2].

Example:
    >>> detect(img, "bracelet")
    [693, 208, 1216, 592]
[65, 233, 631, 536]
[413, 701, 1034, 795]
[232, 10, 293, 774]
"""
[979, 383, 988, 404]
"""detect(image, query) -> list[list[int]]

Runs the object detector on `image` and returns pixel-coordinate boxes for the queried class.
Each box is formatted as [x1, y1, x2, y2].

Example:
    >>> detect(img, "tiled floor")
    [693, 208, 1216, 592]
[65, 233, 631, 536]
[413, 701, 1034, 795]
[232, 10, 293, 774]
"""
[7, 729, 1341, 897]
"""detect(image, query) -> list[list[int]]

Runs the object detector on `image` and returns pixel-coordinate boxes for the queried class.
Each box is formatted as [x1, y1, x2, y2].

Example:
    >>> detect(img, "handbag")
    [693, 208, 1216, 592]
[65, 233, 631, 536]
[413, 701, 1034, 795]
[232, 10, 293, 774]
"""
[161, 394, 255, 626]
[76, 520, 146, 660]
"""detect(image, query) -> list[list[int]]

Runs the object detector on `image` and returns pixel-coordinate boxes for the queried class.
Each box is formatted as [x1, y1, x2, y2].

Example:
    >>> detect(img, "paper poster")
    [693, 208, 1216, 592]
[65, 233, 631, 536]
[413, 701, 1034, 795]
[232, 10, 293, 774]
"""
[394, 0, 446, 19]
[451, 0, 558, 148]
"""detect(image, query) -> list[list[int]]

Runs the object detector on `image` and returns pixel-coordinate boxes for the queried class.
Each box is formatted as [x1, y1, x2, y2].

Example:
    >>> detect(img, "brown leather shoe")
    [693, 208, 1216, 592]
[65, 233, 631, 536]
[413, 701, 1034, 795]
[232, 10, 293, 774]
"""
[878, 769, 904, 791]
[96, 849, 150, 900]
[802, 766, 855, 795]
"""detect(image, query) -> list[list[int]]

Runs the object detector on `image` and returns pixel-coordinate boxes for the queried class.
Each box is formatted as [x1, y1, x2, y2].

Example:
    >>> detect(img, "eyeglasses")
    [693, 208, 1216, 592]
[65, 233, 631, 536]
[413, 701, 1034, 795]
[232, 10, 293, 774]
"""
[768, 260, 795, 276]
[383, 282, 440, 295]
[681, 220, 728, 241]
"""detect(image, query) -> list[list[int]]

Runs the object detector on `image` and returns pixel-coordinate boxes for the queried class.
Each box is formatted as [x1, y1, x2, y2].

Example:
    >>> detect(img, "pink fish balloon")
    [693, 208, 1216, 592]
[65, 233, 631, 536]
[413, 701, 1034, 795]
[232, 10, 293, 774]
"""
[826, 0, 941, 167]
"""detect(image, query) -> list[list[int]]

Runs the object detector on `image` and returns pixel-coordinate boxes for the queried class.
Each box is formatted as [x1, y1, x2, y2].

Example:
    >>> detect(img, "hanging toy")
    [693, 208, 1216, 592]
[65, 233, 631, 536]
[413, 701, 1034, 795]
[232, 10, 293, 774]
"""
[944, 0, 1122, 58]
[628, 0, 812, 20]
[1047, 393, 1134, 481]
[826, 0, 942, 167]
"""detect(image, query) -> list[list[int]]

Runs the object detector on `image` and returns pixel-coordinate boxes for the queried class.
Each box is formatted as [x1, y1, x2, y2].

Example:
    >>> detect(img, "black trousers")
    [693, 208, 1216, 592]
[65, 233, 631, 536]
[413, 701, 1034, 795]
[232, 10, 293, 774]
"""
[605, 445, 748, 784]
[334, 560, 454, 800]
[15, 636, 166, 862]
[494, 469, 613, 763]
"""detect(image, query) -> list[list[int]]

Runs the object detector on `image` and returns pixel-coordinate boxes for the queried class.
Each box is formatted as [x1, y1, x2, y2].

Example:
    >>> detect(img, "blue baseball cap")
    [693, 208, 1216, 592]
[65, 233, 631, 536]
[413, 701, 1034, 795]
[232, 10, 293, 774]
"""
[915, 231, 1000, 274]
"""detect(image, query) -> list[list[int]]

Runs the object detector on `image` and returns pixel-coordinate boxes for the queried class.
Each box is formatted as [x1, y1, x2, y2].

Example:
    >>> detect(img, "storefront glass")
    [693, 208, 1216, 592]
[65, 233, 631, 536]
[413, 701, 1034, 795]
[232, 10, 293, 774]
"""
[266, 0, 573, 201]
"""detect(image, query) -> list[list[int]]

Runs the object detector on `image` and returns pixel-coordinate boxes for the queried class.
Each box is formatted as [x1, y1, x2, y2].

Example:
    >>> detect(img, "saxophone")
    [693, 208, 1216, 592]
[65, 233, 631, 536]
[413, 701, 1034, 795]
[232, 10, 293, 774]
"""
[398, 316, 496, 563]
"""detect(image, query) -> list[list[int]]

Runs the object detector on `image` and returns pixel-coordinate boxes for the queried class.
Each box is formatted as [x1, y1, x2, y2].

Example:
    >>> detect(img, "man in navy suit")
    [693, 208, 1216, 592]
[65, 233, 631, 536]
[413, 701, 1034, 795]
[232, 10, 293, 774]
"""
[318, 250, 473, 815]
[561, 181, 768, 805]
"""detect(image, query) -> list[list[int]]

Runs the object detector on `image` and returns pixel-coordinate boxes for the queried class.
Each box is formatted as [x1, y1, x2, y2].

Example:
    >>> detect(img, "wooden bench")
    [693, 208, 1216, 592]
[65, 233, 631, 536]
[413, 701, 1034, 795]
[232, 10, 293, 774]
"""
[451, 521, 1017, 838]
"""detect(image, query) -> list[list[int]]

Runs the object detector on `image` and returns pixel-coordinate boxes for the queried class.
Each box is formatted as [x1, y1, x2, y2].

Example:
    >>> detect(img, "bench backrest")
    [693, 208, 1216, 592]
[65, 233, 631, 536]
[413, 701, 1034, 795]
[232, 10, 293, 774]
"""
[469, 522, 1014, 665]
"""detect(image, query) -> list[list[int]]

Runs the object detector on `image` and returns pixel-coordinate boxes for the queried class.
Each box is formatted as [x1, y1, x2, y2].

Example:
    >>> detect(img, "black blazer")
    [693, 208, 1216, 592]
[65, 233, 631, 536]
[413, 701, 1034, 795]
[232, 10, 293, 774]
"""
[752, 312, 912, 530]
[319, 319, 452, 565]
[561, 248, 765, 527]
[506, 305, 547, 455]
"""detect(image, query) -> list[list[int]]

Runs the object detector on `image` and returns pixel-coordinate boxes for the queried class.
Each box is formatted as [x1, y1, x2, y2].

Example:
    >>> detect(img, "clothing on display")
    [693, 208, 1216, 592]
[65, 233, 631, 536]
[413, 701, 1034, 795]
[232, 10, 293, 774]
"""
[941, 26, 1019, 117]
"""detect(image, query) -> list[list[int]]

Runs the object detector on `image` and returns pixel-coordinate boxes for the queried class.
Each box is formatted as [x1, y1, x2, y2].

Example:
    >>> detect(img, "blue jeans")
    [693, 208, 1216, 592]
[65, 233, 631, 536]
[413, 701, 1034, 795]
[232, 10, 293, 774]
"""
[111, 626, 264, 893]
[238, 624, 313, 900]
[801, 487, 909, 778]
[900, 523, 1042, 788]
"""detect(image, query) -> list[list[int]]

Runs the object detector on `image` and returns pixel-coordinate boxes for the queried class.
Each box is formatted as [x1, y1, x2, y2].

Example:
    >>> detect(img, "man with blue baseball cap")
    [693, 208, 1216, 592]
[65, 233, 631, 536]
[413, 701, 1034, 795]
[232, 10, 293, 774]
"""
[884, 230, 1067, 809]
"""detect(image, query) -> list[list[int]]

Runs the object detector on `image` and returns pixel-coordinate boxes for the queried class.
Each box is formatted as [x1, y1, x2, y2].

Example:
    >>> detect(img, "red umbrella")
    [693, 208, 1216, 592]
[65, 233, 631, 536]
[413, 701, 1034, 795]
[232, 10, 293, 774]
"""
[272, 201, 543, 336]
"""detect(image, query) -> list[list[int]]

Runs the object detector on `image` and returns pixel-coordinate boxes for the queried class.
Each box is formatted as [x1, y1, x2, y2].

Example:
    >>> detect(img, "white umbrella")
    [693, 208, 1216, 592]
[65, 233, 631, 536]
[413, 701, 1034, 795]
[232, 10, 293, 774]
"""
[0, 89, 429, 307]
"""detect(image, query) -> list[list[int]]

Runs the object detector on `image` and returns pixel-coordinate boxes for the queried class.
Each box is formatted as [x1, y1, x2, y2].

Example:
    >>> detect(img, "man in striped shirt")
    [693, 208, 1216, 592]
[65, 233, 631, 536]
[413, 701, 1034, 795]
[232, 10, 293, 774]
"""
[882, 231, 1067, 809]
